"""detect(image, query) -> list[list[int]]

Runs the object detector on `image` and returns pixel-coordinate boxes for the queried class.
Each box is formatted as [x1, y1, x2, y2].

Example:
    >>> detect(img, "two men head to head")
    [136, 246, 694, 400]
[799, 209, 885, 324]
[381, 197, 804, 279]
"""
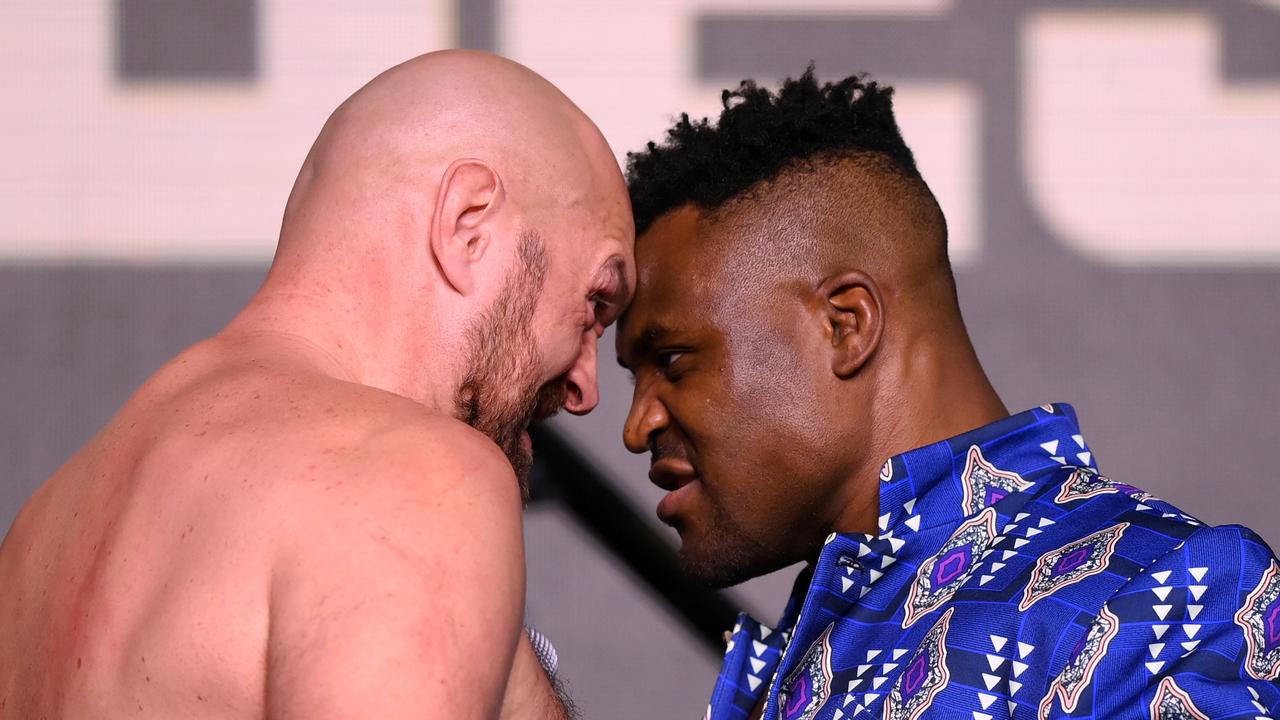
[277, 52, 989, 586]
[268, 51, 634, 490]
[618, 69, 1004, 588]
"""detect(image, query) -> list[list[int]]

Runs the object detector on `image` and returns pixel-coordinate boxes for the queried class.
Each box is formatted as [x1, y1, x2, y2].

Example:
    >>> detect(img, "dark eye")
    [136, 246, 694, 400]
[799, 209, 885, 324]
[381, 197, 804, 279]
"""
[657, 350, 686, 377]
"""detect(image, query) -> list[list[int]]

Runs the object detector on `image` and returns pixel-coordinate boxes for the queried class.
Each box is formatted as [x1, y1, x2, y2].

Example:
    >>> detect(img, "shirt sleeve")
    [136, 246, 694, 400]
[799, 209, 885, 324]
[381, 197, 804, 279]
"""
[1075, 523, 1280, 719]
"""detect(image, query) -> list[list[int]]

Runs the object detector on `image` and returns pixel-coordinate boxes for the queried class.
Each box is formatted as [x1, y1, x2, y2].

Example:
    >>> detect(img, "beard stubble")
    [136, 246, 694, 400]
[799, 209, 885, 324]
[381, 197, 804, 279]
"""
[453, 231, 566, 501]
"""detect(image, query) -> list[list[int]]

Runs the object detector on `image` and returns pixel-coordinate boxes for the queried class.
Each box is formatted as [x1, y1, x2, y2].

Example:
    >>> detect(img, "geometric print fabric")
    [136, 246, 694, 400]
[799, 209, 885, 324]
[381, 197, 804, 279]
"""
[706, 404, 1280, 720]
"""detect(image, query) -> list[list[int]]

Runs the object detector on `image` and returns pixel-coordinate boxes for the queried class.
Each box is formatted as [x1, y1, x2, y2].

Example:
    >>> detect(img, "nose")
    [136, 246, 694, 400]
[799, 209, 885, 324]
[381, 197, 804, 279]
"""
[622, 380, 668, 454]
[562, 329, 599, 415]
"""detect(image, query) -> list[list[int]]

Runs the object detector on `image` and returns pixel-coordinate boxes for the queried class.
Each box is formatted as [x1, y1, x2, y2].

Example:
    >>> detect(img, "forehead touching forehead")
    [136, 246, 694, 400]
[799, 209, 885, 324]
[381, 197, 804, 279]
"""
[616, 206, 733, 348]
[523, 114, 635, 269]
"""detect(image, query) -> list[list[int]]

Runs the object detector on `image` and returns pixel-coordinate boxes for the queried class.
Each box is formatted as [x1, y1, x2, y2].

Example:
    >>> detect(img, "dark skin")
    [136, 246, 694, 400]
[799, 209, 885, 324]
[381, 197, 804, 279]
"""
[617, 190, 1007, 717]
[616, 163, 1008, 593]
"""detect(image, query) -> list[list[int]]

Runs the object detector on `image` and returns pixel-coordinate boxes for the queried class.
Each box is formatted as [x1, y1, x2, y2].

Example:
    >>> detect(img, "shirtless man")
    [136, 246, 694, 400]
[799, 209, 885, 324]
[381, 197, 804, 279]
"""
[0, 50, 634, 719]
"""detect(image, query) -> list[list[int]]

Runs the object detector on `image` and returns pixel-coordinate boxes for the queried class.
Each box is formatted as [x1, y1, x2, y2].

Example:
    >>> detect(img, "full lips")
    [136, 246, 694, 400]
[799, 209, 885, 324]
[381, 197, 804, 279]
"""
[656, 476, 700, 525]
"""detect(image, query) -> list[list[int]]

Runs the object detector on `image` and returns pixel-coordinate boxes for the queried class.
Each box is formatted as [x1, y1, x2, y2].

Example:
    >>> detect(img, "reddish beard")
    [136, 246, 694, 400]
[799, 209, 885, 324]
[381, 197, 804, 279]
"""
[453, 231, 559, 501]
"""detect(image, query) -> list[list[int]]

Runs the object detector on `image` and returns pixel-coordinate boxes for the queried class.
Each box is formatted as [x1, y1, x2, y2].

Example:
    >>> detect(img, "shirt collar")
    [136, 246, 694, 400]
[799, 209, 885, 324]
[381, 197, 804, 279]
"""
[874, 402, 1096, 540]
[708, 404, 1096, 720]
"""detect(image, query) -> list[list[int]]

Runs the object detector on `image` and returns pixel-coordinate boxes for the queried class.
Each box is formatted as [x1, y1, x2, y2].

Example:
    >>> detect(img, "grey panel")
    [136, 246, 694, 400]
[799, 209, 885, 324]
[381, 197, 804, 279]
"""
[116, 0, 257, 81]
[0, 265, 266, 531]
[457, 0, 499, 52]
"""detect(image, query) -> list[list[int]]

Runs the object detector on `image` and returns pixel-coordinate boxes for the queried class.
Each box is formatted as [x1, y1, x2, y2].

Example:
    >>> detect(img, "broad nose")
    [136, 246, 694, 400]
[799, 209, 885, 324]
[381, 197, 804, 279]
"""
[562, 329, 599, 415]
[622, 380, 668, 454]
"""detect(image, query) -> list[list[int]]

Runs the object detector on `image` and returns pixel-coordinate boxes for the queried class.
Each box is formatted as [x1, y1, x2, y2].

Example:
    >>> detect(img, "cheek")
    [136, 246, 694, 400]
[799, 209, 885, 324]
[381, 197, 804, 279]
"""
[685, 376, 808, 505]
[530, 296, 591, 367]
[695, 341, 837, 508]
[725, 330, 831, 449]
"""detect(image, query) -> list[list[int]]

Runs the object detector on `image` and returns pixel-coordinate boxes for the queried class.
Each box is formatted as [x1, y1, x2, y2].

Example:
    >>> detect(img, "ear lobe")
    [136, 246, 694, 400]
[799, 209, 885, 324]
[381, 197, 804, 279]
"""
[430, 159, 504, 296]
[821, 270, 884, 379]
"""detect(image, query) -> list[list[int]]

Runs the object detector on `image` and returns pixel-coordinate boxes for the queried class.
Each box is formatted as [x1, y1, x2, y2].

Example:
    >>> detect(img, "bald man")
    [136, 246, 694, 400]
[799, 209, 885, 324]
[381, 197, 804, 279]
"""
[0, 51, 633, 718]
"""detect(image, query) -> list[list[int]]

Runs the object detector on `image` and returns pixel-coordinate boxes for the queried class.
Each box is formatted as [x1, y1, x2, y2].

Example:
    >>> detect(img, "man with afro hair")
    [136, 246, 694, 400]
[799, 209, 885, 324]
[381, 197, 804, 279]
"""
[617, 68, 1280, 720]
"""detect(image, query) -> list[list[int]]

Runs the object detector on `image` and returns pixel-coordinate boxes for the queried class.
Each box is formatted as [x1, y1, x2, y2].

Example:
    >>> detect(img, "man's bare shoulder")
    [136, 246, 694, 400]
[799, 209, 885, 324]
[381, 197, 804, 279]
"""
[256, 390, 527, 718]
[256, 383, 521, 519]
[127, 349, 526, 574]
[140, 347, 520, 516]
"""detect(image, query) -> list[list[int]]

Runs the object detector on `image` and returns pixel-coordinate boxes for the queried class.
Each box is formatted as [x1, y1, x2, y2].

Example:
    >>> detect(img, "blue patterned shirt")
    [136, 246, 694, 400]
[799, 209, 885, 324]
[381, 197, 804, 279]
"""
[707, 404, 1280, 720]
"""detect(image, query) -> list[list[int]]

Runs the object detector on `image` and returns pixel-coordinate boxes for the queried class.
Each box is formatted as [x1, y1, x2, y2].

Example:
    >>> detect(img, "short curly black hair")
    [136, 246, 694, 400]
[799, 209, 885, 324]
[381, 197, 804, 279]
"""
[626, 67, 924, 236]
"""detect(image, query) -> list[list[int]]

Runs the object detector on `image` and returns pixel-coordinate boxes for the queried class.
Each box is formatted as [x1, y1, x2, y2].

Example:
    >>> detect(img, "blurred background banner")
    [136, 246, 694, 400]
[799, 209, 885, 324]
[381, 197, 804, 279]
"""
[1, 1, 1278, 717]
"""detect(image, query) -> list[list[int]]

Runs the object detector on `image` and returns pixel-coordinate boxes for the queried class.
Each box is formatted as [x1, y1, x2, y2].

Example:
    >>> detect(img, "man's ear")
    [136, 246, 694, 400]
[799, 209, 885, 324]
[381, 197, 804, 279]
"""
[820, 270, 884, 379]
[430, 159, 504, 296]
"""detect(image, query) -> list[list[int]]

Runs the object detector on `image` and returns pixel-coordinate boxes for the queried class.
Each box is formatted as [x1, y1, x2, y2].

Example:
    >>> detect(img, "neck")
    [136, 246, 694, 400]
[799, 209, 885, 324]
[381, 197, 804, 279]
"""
[832, 322, 1007, 536]
[223, 268, 461, 414]
[881, 327, 1008, 454]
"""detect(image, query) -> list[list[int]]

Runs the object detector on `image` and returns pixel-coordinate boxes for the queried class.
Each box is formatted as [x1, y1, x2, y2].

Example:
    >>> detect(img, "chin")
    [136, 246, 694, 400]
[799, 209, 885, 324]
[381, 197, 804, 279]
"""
[676, 536, 762, 589]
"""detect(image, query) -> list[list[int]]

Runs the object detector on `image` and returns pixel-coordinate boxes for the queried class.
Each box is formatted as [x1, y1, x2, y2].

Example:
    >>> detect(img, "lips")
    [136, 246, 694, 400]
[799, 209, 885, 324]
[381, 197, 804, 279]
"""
[649, 458, 700, 525]
[648, 458, 698, 491]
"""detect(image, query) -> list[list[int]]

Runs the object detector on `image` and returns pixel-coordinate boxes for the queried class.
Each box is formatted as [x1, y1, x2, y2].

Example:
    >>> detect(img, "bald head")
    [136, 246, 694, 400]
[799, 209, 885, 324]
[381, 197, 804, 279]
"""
[275, 50, 623, 266]
[242, 50, 635, 481]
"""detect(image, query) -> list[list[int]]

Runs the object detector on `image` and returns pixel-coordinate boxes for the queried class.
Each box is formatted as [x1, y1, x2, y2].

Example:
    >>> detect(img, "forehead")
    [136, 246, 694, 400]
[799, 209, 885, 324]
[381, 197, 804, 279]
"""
[639, 205, 722, 287]
[544, 178, 636, 289]
[616, 206, 736, 344]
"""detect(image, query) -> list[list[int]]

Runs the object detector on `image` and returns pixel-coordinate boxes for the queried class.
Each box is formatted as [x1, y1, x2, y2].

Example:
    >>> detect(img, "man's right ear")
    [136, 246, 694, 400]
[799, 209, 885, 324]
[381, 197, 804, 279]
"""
[430, 159, 504, 296]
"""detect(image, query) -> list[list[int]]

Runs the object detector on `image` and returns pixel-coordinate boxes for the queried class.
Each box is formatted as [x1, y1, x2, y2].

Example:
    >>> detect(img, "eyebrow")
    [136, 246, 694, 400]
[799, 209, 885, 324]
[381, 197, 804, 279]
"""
[616, 321, 683, 368]
[604, 255, 631, 304]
